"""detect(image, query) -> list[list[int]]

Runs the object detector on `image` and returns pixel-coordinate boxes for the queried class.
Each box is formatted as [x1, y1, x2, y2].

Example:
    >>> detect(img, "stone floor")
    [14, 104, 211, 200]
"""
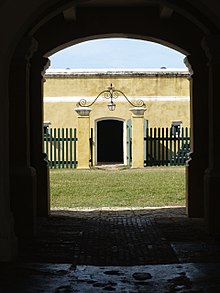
[19, 207, 220, 265]
[1, 207, 220, 292]
[1, 262, 220, 292]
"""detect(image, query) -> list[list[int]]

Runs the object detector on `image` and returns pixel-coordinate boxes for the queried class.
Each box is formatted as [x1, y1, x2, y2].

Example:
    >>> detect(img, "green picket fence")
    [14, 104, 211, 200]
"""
[44, 126, 190, 168]
[145, 127, 190, 166]
[44, 128, 78, 168]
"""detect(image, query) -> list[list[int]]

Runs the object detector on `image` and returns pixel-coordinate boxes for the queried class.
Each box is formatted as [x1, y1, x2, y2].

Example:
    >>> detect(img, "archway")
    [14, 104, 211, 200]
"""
[33, 6, 209, 220]
[97, 119, 124, 164]
[8, 1, 217, 243]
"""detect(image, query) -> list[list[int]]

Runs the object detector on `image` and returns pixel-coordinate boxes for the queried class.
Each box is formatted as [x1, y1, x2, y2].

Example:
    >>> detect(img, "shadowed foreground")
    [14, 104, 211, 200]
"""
[19, 207, 220, 265]
[1, 207, 220, 292]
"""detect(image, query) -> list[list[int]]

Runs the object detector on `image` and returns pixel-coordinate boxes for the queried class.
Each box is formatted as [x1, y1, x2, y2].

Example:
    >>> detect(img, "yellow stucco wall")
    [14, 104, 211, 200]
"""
[43, 69, 190, 166]
[44, 74, 189, 97]
[43, 69, 190, 129]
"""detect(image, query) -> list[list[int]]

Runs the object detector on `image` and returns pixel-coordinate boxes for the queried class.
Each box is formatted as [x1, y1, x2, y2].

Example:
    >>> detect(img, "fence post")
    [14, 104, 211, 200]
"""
[74, 128, 77, 168]
[90, 128, 93, 167]
[127, 119, 132, 166]
[130, 107, 146, 168]
[75, 107, 92, 169]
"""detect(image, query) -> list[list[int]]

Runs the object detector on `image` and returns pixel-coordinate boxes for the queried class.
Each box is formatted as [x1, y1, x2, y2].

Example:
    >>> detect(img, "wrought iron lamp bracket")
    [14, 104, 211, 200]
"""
[77, 83, 146, 110]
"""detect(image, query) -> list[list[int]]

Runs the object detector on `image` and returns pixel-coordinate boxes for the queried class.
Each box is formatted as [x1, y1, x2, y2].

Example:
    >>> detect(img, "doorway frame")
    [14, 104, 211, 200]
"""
[95, 117, 127, 165]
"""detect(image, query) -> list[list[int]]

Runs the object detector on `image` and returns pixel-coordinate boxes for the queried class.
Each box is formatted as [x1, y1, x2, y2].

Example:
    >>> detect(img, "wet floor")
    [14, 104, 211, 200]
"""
[1, 262, 220, 292]
[1, 207, 220, 292]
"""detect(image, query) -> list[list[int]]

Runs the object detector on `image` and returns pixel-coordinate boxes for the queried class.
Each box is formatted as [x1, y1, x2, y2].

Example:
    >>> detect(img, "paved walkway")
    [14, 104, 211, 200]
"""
[19, 207, 220, 265]
[1, 207, 220, 292]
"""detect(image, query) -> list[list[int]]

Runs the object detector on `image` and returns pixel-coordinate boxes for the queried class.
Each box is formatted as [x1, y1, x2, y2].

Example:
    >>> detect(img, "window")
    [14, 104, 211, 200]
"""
[43, 121, 51, 136]
[171, 120, 182, 136]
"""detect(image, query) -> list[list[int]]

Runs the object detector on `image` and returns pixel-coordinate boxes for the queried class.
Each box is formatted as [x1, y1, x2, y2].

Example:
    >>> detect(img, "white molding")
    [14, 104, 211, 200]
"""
[44, 96, 190, 103]
[45, 68, 189, 77]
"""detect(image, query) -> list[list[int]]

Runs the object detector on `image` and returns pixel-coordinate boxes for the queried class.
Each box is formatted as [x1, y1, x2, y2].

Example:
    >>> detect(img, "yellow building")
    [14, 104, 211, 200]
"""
[44, 68, 190, 167]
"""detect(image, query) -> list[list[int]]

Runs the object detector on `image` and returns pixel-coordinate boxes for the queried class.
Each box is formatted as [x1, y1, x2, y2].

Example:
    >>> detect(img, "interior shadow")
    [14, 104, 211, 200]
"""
[97, 119, 123, 164]
[18, 207, 218, 265]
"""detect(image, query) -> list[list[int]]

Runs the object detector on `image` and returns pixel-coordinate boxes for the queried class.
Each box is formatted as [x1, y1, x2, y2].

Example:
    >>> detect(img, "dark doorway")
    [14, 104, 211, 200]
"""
[97, 120, 123, 164]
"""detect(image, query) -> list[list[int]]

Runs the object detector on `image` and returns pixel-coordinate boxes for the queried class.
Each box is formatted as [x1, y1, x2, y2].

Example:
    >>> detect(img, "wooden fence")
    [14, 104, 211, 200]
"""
[44, 127, 190, 168]
[145, 127, 190, 166]
[44, 128, 77, 168]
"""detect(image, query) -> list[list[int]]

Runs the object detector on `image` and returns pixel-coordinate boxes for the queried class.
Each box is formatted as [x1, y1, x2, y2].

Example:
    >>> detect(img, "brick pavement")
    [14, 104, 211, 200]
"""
[19, 206, 220, 265]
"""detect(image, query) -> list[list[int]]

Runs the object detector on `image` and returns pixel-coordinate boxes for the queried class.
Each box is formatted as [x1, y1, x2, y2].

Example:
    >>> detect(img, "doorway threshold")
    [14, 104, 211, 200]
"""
[94, 163, 128, 170]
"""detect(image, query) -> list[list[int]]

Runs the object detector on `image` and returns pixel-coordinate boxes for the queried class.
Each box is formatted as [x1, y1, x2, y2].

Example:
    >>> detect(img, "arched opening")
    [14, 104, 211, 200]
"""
[7, 1, 217, 269]
[43, 37, 189, 212]
[97, 119, 124, 164]
[39, 20, 204, 218]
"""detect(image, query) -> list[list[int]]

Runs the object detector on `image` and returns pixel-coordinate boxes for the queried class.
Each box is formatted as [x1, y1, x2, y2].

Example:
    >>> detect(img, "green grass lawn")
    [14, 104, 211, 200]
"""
[50, 166, 186, 208]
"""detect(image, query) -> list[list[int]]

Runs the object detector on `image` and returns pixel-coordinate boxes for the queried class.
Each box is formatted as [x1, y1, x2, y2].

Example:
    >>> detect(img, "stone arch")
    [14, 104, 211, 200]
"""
[8, 1, 220, 244]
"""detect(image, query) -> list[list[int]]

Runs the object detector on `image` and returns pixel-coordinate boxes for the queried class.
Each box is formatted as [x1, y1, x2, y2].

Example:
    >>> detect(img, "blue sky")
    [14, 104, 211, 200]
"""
[49, 38, 186, 69]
